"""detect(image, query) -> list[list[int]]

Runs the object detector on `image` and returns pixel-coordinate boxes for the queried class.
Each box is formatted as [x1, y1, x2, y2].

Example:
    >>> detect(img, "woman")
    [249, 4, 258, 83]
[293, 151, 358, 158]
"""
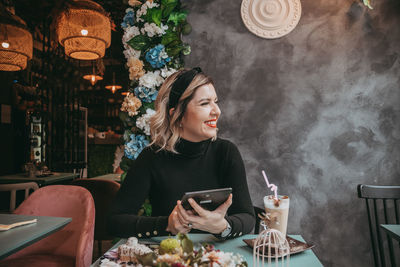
[108, 68, 254, 239]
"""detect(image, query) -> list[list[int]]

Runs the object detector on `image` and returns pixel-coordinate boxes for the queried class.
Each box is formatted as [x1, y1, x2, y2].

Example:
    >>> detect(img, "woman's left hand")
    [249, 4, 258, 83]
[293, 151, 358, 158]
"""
[176, 194, 232, 234]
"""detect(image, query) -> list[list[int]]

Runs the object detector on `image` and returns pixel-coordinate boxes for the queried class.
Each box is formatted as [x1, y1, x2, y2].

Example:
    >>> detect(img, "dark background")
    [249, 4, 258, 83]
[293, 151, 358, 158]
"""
[183, 0, 400, 266]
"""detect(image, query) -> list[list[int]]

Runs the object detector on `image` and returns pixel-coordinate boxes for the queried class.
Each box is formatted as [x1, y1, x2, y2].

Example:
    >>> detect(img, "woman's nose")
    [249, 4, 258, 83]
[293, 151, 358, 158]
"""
[211, 103, 221, 117]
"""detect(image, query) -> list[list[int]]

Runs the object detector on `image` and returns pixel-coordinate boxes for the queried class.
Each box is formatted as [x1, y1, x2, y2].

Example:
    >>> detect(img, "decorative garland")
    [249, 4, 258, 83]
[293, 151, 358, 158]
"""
[119, 0, 191, 182]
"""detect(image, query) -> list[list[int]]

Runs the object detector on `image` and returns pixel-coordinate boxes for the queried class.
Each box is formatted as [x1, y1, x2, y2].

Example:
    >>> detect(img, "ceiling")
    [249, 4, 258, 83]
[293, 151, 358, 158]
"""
[3, 0, 127, 64]
[2, 0, 130, 89]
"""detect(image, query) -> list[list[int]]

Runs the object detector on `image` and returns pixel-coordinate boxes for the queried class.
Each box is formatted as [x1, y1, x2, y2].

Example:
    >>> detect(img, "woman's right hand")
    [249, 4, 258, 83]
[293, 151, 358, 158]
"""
[166, 205, 191, 235]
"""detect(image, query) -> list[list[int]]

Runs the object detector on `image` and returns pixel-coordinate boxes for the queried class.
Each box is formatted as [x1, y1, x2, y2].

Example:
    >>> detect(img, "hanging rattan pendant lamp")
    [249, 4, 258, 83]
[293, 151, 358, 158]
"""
[105, 72, 122, 94]
[83, 60, 103, 85]
[56, 0, 111, 60]
[0, 6, 33, 71]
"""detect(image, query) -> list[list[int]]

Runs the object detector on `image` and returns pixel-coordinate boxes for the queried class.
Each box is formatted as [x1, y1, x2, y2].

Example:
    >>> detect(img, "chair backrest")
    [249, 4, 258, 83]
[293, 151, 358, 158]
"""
[358, 184, 400, 267]
[9, 185, 95, 267]
[70, 178, 120, 241]
[0, 182, 39, 212]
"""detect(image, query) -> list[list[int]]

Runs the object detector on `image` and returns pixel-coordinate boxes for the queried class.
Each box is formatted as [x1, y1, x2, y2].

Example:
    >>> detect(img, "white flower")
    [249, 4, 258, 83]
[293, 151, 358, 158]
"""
[123, 47, 141, 60]
[136, 108, 156, 136]
[140, 23, 168, 37]
[200, 251, 245, 267]
[160, 66, 177, 78]
[99, 258, 120, 267]
[139, 70, 164, 89]
[136, 1, 159, 22]
[112, 145, 124, 173]
[126, 237, 138, 246]
[121, 94, 142, 117]
[122, 26, 140, 45]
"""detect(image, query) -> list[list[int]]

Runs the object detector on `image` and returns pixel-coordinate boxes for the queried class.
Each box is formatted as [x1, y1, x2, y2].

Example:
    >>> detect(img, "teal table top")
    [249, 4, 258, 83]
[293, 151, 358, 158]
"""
[0, 214, 71, 259]
[92, 234, 322, 266]
[0, 172, 78, 186]
[381, 224, 400, 242]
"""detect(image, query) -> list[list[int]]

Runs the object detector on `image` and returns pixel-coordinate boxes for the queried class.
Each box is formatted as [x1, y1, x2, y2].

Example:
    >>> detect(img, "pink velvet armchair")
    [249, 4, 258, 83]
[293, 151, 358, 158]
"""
[0, 185, 95, 267]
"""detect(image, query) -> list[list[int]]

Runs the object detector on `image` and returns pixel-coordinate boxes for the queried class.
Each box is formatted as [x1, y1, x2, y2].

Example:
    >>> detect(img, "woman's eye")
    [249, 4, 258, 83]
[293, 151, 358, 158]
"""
[200, 102, 209, 106]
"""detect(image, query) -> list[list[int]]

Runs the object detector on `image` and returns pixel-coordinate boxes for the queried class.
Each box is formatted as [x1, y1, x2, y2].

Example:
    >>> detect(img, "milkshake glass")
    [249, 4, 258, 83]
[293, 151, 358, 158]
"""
[263, 195, 290, 236]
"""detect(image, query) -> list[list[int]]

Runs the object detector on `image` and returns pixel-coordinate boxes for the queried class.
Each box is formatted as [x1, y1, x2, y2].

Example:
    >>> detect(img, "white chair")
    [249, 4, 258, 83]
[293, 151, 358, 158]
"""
[0, 182, 39, 212]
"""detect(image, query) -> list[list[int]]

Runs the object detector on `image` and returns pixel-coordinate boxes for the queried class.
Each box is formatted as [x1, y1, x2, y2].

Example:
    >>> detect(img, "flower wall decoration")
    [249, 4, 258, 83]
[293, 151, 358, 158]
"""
[119, 0, 191, 180]
[363, 0, 373, 9]
[124, 134, 150, 160]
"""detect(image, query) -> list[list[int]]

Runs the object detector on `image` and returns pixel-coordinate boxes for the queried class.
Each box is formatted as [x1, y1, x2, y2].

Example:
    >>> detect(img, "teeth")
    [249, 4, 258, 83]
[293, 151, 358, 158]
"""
[205, 120, 216, 125]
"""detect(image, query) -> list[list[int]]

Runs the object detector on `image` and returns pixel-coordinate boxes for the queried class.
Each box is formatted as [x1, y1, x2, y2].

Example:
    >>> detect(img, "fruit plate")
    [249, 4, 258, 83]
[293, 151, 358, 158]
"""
[243, 236, 314, 257]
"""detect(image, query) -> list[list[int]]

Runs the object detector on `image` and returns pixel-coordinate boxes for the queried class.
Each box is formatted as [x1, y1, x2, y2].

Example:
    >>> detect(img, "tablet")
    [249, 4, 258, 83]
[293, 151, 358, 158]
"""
[181, 188, 232, 211]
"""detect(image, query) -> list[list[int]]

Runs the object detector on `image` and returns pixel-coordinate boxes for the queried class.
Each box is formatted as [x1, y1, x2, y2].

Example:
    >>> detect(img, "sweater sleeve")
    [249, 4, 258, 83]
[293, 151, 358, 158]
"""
[107, 148, 169, 238]
[218, 141, 255, 239]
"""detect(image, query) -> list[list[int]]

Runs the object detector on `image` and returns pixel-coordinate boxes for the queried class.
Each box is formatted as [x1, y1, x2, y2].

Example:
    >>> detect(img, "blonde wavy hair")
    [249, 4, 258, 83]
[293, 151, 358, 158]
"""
[150, 69, 214, 153]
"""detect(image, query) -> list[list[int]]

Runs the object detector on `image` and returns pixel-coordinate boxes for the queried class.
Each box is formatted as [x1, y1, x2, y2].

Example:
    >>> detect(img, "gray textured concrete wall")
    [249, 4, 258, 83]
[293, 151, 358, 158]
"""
[184, 0, 400, 266]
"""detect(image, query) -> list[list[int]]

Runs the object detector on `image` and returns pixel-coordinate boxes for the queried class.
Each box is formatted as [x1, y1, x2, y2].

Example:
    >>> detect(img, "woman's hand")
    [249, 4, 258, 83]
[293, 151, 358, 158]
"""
[166, 205, 191, 235]
[176, 194, 233, 234]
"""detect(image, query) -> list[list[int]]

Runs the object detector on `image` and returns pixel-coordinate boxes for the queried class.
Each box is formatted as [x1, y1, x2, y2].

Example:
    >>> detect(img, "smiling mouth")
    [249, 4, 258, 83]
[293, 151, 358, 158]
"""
[205, 119, 217, 128]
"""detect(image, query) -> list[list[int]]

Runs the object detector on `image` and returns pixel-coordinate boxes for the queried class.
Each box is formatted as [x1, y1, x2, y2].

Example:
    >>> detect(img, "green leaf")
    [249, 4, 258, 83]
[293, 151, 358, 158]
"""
[120, 172, 127, 183]
[160, 262, 171, 267]
[119, 111, 136, 128]
[128, 35, 150, 51]
[143, 198, 152, 216]
[177, 233, 185, 241]
[161, 0, 178, 18]
[119, 111, 129, 123]
[123, 129, 133, 142]
[167, 11, 187, 26]
[166, 40, 184, 57]
[182, 44, 191, 55]
[161, 0, 178, 6]
[120, 156, 134, 172]
[181, 237, 193, 254]
[161, 31, 179, 46]
[146, 8, 162, 26]
[181, 22, 192, 35]
[142, 101, 155, 110]
[136, 252, 157, 266]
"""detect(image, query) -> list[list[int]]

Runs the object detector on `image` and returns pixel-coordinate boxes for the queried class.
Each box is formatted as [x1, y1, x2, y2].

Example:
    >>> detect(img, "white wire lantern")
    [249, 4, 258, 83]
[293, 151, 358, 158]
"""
[56, 0, 111, 60]
[0, 7, 33, 71]
[253, 228, 290, 267]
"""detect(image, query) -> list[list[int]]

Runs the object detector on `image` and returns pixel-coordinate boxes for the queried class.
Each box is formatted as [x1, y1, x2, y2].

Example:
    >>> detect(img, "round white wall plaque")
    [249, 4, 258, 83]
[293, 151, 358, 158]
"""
[241, 0, 302, 39]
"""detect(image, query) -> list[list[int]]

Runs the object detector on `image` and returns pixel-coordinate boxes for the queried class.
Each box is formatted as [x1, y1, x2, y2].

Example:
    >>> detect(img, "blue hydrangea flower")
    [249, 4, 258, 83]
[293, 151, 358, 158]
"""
[134, 86, 158, 103]
[121, 10, 135, 29]
[145, 44, 171, 69]
[124, 134, 149, 160]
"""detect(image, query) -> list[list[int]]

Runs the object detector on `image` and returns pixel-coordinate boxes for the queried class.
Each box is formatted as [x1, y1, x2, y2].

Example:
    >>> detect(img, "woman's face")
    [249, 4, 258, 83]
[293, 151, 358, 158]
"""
[180, 83, 221, 142]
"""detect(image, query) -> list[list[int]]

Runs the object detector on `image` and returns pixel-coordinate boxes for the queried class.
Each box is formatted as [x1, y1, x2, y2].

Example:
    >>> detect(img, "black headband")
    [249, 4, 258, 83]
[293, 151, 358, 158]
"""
[168, 67, 202, 109]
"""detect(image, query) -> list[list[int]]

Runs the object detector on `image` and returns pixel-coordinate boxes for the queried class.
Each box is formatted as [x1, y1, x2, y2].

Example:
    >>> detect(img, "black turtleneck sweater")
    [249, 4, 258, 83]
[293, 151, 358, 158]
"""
[107, 138, 255, 239]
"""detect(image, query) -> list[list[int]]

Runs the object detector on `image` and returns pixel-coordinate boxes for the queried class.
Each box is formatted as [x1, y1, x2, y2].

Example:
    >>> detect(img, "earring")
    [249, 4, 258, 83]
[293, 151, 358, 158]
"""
[179, 123, 183, 128]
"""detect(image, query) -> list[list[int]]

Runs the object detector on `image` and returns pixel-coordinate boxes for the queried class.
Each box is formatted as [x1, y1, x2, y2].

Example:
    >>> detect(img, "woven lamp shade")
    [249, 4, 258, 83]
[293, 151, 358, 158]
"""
[0, 8, 33, 71]
[105, 72, 122, 93]
[56, 0, 111, 60]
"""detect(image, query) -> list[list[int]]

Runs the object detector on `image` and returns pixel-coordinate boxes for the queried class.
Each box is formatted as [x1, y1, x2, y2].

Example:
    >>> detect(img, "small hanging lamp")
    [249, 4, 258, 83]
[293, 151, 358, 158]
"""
[0, 6, 33, 71]
[105, 72, 122, 94]
[56, 0, 111, 60]
[83, 61, 103, 85]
